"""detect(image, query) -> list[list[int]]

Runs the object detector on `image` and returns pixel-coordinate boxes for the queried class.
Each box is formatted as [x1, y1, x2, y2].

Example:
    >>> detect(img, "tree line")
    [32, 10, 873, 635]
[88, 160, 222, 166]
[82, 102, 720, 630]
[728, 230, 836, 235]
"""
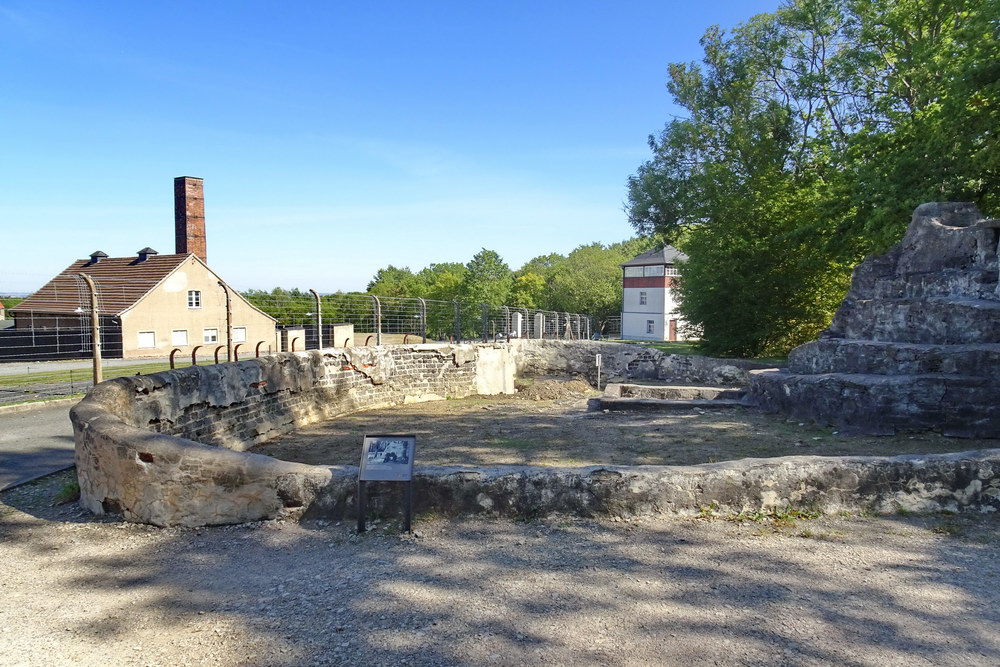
[627, 0, 999, 356]
[364, 241, 656, 331]
[242, 240, 656, 334]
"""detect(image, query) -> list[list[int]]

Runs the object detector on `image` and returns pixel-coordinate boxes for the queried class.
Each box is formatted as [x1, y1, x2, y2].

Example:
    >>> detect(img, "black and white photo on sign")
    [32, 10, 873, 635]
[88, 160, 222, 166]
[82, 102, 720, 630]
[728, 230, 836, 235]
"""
[365, 438, 411, 465]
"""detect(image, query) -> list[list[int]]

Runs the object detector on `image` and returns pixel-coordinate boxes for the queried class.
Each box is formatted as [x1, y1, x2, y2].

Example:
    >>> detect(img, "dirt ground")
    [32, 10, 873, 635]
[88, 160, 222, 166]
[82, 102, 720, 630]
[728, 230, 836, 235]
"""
[2, 470, 999, 666]
[253, 380, 1000, 467]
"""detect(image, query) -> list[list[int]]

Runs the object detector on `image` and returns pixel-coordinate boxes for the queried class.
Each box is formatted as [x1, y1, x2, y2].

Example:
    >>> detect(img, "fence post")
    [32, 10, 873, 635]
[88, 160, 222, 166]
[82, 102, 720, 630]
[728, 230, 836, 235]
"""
[79, 273, 102, 384]
[310, 288, 323, 349]
[480, 304, 489, 342]
[453, 301, 461, 344]
[418, 298, 427, 343]
[218, 280, 232, 362]
[371, 296, 382, 345]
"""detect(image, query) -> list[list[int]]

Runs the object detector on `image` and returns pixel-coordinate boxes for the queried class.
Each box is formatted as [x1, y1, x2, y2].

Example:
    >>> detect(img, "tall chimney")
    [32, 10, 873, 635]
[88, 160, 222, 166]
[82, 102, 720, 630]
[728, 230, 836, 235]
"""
[174, 176, 207, 264]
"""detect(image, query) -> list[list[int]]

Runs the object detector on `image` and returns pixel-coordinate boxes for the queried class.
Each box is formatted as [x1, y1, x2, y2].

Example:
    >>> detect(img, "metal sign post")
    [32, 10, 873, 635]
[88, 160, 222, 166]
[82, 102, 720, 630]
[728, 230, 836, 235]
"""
[596, 353, 602, 391]
[357, 434, 416, 534]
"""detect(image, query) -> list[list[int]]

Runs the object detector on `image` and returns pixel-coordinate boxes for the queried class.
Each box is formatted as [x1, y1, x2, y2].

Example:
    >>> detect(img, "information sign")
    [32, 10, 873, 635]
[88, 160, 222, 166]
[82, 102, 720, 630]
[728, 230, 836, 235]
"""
[359, 434, 416, 481]
[357, 434, 416, 533]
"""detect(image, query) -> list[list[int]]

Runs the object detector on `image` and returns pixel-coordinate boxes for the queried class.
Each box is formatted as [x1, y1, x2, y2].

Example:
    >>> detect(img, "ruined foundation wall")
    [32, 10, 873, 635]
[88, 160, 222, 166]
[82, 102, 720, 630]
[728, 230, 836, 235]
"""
[749, 203, 1000, 436]
[508, 339, 771, 386]
[71, 339, 1000, 527]
[71, 344, 500, 526]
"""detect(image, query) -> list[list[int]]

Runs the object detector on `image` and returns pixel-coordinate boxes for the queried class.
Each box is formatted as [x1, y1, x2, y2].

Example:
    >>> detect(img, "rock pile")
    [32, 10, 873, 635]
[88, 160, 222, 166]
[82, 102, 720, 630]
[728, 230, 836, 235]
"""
[750, 202, 1000, 436]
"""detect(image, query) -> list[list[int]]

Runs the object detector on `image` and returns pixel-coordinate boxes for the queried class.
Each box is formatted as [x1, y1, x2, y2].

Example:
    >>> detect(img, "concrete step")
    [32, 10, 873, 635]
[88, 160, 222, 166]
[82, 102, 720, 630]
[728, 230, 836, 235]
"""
[827, 297, 1000, 344]
[748, 369, 1000, 437]
[870, 269, 998, 300]
[597, 383, 747, 412]
[604, 383, 745, 401]
[596, 397, 747, 412]
[788, 339, 1000, 376]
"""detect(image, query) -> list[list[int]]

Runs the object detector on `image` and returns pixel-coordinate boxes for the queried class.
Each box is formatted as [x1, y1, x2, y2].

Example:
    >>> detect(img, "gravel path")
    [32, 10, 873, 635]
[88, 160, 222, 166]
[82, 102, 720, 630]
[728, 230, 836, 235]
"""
[2, 471, 999, 666]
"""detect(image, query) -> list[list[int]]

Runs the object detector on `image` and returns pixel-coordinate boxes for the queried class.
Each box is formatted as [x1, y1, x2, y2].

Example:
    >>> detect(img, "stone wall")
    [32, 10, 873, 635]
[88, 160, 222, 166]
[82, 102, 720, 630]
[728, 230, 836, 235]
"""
[71, 338, 1000, 527]
[72, 344, 496, 526]
[507, 339, 771, 386]
[749, 203, 1000, 436]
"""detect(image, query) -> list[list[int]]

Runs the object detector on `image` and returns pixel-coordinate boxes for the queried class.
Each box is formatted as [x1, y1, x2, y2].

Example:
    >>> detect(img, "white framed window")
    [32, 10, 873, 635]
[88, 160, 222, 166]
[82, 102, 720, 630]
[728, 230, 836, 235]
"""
[644, 265, 665, 277]
[665, 266, 680, 276]
[187, 290, 202, 308]
[203, 328, 218, 344]
[639, 291, 647, 305]
[171, 329, 188, 346]
[137, 331, 156, 349]
[624, 267, 643, 278]
[646, 320, 655, 334]
[232, 327, 247, 343]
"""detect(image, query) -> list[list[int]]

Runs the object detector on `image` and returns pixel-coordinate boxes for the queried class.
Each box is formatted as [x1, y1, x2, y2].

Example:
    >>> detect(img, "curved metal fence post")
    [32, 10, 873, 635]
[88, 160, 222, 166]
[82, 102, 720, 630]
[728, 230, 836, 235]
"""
[214, 345, 225, 364]
[418, 298, 427, 343]
[233, 343, 242, 361]
[255, 341, 266, 358]
[309, 288, 323, 350]
[169, 348, 180, 369]
[218, 280, 232, 362]
[191, 345, 202, 366]
[372, 296, 382, 345]
[78, 273, 102, 384]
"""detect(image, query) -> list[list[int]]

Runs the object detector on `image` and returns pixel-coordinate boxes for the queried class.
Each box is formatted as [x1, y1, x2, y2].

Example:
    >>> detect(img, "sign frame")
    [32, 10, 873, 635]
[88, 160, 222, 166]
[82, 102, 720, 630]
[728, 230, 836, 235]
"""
[357, 434, 416, 533]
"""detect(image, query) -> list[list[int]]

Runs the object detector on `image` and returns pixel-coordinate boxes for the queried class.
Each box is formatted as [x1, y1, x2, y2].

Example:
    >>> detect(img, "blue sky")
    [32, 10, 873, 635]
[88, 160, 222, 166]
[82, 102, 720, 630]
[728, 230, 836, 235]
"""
[1, 1, 779, 294]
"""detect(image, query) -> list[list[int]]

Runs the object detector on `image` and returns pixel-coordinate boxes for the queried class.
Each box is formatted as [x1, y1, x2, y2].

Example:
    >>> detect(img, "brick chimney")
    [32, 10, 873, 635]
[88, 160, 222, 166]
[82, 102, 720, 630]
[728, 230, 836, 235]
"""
[174, 176, 207, 263]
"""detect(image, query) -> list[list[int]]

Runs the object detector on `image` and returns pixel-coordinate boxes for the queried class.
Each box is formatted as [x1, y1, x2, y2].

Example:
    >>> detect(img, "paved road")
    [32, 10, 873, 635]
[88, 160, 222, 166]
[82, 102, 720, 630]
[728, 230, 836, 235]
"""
[0, 401, 76, 490]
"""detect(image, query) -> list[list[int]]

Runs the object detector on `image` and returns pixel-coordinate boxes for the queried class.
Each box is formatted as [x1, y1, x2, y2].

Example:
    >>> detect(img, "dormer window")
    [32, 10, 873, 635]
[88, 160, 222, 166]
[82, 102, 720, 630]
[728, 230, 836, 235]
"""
[187, 290, 201, 308]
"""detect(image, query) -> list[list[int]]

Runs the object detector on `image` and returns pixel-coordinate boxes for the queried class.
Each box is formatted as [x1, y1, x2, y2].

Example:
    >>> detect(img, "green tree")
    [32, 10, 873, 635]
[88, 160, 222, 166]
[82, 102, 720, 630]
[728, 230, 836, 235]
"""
[460, 249, 513, 308]
[366, 265, 420, 298]
[416, 262, 466, 302]
[509, 272, 547, 308]
[627, 0, 997, 356]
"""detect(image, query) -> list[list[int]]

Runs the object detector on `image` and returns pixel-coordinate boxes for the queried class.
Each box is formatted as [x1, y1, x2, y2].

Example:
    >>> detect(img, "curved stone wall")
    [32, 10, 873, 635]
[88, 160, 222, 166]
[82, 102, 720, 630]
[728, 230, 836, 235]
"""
[71, 340, 1000, 527]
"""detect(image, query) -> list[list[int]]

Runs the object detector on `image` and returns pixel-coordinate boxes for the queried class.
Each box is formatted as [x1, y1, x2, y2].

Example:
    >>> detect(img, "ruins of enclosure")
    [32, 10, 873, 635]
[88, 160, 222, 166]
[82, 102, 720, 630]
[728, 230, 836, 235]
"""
[751, 202, 1000, 437]
[71, 336, 1000, 527]
[66, 202, 1000, 528]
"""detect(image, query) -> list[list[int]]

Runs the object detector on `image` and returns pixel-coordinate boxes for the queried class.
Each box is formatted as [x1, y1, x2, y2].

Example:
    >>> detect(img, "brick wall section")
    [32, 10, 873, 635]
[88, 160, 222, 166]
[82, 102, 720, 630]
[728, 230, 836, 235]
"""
[132, 344, 480, 451]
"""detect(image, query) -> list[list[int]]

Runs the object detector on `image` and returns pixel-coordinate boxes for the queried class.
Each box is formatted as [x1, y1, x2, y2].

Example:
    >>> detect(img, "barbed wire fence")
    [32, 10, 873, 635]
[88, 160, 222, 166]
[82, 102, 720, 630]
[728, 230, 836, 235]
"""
[0, 279, 595, 405]
[246, 291, 592, 346]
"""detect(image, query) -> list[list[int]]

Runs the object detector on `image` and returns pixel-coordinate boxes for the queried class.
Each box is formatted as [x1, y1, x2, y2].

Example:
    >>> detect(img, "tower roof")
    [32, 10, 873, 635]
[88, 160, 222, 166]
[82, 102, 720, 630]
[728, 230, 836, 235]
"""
[621, 246, 688, 267]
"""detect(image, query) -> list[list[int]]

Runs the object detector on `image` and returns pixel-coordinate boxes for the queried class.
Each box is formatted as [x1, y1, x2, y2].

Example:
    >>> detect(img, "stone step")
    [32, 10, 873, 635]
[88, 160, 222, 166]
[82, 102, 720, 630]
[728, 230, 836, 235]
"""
[748, 369, 1000, 437]
[603, 383, 745, 401]
[869, 269, 998, 301]
[788, 339, 1000, 376]
[596, 397, 747, 412]
[827, 297, 1000, 344]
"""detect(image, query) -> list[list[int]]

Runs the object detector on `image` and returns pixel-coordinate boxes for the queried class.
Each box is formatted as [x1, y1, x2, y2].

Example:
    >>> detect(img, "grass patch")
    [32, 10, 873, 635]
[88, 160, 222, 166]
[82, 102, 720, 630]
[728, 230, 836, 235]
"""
[52, 480, 80, 505]
[490, 437, 537, 450]
[0, 360, 199, 388]
[930, 517, 965, 537]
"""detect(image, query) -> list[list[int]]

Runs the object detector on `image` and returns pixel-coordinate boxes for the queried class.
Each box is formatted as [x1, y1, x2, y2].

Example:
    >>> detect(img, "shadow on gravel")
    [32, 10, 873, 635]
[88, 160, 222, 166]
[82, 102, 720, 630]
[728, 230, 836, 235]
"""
[3, 471, 999, 666]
